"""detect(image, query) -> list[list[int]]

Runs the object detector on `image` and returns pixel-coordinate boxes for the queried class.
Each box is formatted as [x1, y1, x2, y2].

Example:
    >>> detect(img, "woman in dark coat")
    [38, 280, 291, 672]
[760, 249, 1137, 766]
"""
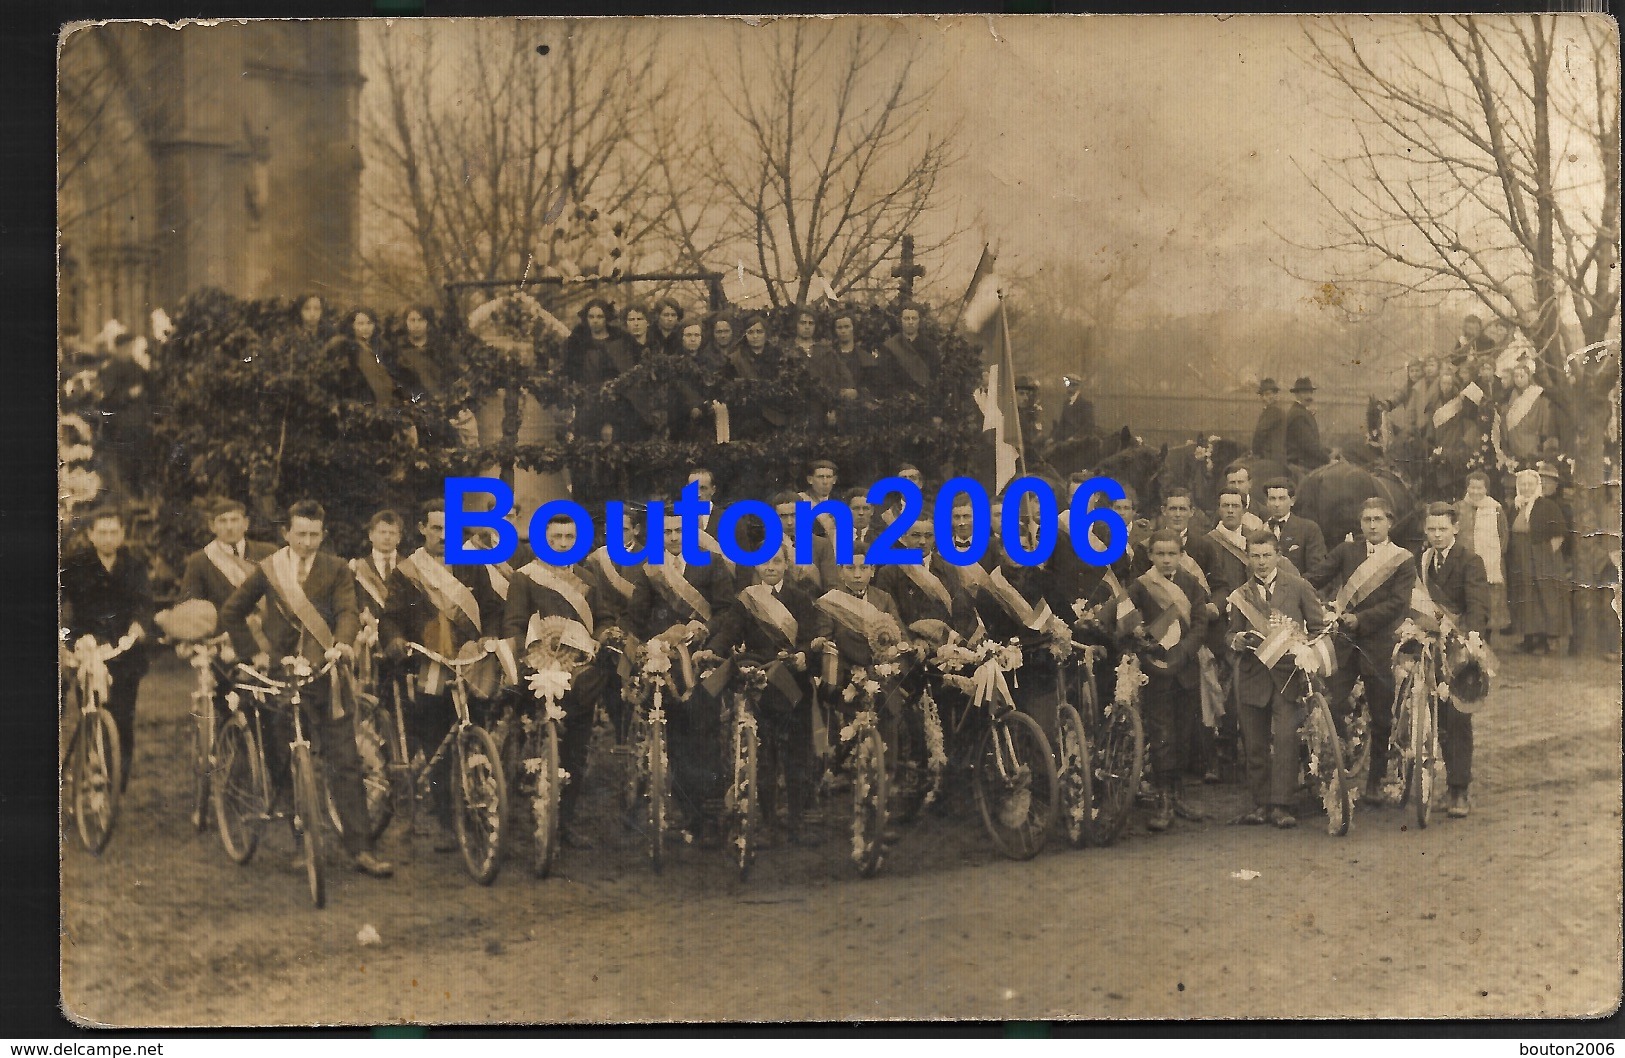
[563, 298, 624, 441]
[670, 318, 719, 444]
[327, 308, 403, 407]
[1505, 467, 1571, 653]
[651, 297, 687, 357]
[275, 293, 331, 373]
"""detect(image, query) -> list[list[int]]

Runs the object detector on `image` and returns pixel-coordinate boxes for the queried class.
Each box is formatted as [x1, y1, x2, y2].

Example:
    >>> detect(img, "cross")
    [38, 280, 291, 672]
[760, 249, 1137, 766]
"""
[892, 234, 925, 304]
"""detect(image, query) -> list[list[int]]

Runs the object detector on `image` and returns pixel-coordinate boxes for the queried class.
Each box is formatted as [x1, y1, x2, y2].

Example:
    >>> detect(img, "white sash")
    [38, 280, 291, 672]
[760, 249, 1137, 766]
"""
[518, 561, 595, 636]
[1433, 396, 1463, 429]
[1334, 542, 1410, 613]
[592, 547, 637, 601]
[403, 550, 483, 636]
[205, 539, 255, 588]
[1504, 385, 1544, 433]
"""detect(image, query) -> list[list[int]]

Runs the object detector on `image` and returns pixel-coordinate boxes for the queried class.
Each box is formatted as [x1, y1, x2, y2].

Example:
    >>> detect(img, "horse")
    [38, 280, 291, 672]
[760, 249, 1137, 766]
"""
[1093, 428, 1165, 511]
[1295, 447, 1421, 552]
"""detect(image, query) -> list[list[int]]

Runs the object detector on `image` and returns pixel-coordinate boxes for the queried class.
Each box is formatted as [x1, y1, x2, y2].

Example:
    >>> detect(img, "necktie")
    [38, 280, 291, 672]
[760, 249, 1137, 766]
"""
[1271, 520, 1284, 538]
[235, 543, 244, 559]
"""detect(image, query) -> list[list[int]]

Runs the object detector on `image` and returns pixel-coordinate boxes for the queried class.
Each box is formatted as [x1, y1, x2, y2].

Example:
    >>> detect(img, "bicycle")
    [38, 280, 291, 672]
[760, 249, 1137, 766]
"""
[1055, 643, 1146, 848]
[908, 637, 1060, 861]
[693, 645, 776, 881]
[1237, 628, 1355, 837]
[60, 630, 140, 854]
[346, 615, 400, 843]
[167, 632, 229, 834]
[1389, 624, 1444, 829]
[598, 636, 679, 871]
[212, 654, 346, 908]
[401, 641, 510, 882]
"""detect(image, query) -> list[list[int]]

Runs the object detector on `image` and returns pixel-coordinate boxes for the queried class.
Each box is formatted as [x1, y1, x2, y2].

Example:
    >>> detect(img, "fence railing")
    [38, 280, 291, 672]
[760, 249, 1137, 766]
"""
[1085, 390, 1370, 447]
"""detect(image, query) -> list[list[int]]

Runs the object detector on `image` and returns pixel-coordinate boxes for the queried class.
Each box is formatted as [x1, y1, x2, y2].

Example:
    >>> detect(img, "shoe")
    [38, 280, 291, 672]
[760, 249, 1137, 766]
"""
[1446, 789, 1470, 818]
[1146, 790, 1173, 833]
[881, 827, 902, 845]
[352, 850, 395, 878]
[1237, 807, 1268, 826]
[696, 823, 722, 850]
[1171, 784, 1207, 823]
[560, 825, 595, 851]
[432, 827, 460, 853]
[1514, 639, 1538, 654]
[1269, 807, 1297, 829]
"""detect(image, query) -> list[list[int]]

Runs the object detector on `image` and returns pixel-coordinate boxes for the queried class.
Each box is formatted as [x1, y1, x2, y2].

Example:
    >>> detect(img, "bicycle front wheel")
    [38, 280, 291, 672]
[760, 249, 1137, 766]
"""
[974, 710, 1058, 861]
[191, 703, 214, 833]
[290, 743, 327, 909]
[528, 721, 562, 879]
[1084, 700, 1144, 847]
[727, 708, 759, 882]
[73, 708, 123, 854]
[212, 714, 266, 865]
[452, 725, 508, 885]
[1410, 678, 1436, 829]
[646, 711, 670, 873]
[1307, 695, 1353, 837]
[850, 723, 888, 879]
[352, 696, 397, 842]
[1053, 702, 1093, 849]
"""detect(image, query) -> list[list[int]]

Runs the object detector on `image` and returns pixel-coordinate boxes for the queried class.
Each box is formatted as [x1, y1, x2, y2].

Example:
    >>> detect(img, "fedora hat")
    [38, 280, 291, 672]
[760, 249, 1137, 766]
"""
[1257, 377, 1280, 395]
[1291, 376, 1317, 394]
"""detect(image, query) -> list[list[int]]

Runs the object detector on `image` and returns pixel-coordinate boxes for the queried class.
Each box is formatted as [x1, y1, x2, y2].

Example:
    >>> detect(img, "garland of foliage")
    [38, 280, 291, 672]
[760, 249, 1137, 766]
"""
[146, 287, 983, 573]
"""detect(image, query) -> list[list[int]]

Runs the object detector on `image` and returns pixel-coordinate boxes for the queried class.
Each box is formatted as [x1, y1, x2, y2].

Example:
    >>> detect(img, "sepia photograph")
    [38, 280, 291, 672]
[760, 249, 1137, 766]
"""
[55, 13, 1621, 1026]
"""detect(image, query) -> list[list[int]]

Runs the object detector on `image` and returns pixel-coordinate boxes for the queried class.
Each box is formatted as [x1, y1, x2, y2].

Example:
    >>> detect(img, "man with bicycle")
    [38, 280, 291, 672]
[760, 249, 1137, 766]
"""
[61, 506, 154, 794]
[504, 511, 626, 850]
[695, 547, 819, 847]
[627, 512, 737, 848]
[1227, 530, 1329, 829]
[220, 500, 393, 878]
[1308, 496, 1417, 806]
[378, 500, 510, 852]
[1416, 501, 1490, 818]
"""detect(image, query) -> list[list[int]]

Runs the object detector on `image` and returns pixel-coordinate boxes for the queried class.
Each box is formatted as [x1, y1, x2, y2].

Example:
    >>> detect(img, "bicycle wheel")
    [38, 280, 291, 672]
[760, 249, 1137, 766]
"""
[191, 703, 214, 833]
[849, 723, 888, 878]
[528, 721, 562, 879]
[974, 710, 1058, 861]
[1083, 700, 1144, 847]
[1410, 680, 1436, 830]
[1340, 681, 1372, 784]
[452, 725, 508, 885]
[646, 711, 671, 873]
[73, 708, 123, 854]
[1307, 696, 1353, 837]
[289, 743, 327, 909]
[352, 696, 396, 842]
[1053, 702, 1094, 849]
[727, 708, 759, 882]
[212, 714, 266, 865]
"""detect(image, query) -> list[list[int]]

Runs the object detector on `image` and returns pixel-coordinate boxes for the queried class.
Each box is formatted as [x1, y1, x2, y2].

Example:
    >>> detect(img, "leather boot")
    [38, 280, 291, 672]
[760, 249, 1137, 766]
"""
[1146, 785, 1173, 833]
[1171, 779, 1207, 822]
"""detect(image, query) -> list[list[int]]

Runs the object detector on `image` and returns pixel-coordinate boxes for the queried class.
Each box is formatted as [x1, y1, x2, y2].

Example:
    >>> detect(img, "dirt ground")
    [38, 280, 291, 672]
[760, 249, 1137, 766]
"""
[61, 649, 1622, 1026]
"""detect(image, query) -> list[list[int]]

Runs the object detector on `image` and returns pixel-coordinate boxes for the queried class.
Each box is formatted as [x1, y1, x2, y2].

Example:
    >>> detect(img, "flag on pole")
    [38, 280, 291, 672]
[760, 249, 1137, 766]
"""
[960, 245, 1024, 493]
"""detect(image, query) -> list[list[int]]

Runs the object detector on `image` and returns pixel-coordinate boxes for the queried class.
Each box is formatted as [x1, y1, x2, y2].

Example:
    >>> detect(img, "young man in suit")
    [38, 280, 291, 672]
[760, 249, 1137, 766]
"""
[1224, 464, 1267, 534]
[379, 500, 510, 851]
[1123, 529, 1211, 832]
[1418, 502, 1491, 818]
[1203, 489, 1256, 606]
[773, 492, 838, 594]
[1308, 496, 1418, 804]
[503, 511, 625, 849]
[1283, 377, 1330, 469]
[220, 500, 392, 878]
[61, 506, 154, 794]
[179, 499, 278, 610]
[698, 547, 818, 846]
[1228, 531, 1329, 828]
[1262, 478, 1327, 576]
[350, 509, 404, 622]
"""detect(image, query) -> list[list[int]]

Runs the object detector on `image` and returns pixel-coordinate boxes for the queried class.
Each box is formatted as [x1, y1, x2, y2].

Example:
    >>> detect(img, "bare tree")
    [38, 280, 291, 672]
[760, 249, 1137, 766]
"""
[705, 21, 961, 308]
[363, 21, 689, 306]
[1302, 13, 1620, 642]
[58, 27, 147, 233]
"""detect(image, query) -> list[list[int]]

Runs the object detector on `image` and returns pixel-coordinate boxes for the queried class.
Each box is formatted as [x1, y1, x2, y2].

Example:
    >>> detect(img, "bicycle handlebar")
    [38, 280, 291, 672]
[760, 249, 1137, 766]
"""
[66, 630, 141, 668]
[407, 640, 500, 670]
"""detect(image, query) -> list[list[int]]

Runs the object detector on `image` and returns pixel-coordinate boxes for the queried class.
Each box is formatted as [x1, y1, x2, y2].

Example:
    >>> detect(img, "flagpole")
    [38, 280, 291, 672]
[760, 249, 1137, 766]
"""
[998, 293, 1027, 481]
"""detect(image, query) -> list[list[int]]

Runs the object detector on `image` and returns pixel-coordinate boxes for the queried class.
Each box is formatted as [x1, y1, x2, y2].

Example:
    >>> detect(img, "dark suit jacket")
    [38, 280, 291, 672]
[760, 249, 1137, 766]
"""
[878, 332, 940, 392]
[627, 556, 737, 640]
[809, 586, 903, 670]
[349, 553, 401, 620]
[706, 578, 816, 658]
[1124, 568, 1210, 688]
[1252, 404, 1287, 461]
[874, 562, 979, 640]
[179, 540, 278, 610]
[1057, 394, 1096, 442]
[1226, 570, 1327, 707]
[1201, 528, 1252, 608]
[61, 547, 155, 667]
[1419, 545, 1490, 636]
[1308, 539, 1417, 644]
[1267, 514, 1326, 578]
[378, 550, 507, 650]
[1283, 401, 1328, 468]
[501, 562, 621, 642]
[221, 550, 361, 664]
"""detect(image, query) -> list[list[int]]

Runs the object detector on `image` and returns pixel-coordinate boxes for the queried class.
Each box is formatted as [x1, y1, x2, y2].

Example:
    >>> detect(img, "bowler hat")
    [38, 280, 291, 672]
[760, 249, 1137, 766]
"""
[1016, 375, 1038, 391]
[1257, 378, 1280, 395]
[1291, 376, 1317, 394]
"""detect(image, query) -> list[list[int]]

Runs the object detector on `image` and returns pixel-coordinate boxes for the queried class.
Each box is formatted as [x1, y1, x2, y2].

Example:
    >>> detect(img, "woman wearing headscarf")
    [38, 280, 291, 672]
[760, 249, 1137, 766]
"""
[1458, 470, 1511, 634]
[1505, 467, 1571, 653]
